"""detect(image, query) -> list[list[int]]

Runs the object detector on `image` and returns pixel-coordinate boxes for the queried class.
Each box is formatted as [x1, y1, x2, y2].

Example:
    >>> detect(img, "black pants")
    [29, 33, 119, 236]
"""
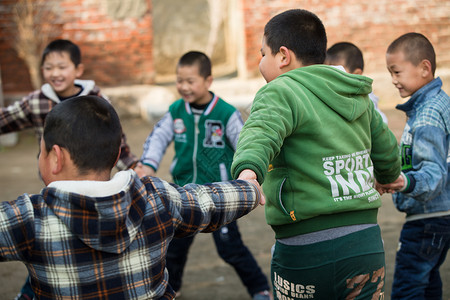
[166, 221, 270, 296]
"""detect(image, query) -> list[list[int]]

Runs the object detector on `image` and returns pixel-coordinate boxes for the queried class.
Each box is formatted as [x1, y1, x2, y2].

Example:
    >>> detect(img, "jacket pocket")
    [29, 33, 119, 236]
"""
[265, 168, 296, 221]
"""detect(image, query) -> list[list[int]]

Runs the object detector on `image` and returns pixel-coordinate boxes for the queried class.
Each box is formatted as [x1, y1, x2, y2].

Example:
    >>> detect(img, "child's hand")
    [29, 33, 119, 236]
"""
[134, 162, 156, 178]
[238, 169, 266, 206]
[375, 174, 406, 195]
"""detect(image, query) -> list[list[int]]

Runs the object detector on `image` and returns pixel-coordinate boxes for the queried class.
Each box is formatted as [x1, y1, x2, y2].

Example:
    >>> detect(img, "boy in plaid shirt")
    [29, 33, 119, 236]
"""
[0, 39, 137, 170]
[1, 39, 138, 300]
[0, 95, 264, 300]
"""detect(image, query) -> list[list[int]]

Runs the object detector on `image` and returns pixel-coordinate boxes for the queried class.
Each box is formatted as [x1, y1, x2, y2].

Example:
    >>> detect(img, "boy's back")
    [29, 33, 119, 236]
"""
[3, 39, 139, 300]
[0, 95, 263, 300]
[231, 9, 400, 299]
[233, 64, 397, 232]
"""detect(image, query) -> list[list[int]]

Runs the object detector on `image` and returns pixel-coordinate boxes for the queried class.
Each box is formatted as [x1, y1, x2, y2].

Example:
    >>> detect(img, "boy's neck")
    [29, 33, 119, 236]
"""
[190, 92, 213, 109]
[58, 84, 83, 100]
[190, 100, 211, 110]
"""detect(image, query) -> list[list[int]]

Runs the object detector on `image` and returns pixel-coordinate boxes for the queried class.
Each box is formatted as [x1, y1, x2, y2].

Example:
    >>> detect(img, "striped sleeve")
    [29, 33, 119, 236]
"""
[226, 110, 244, 150]
[141, 112, 174, 170]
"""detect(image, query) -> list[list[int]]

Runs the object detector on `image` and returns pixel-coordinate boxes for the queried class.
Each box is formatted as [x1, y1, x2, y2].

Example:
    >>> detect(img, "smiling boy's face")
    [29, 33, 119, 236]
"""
[175, 64, 213, 105]
[386, 50, 432, 98]
[42, 51, 84, 98]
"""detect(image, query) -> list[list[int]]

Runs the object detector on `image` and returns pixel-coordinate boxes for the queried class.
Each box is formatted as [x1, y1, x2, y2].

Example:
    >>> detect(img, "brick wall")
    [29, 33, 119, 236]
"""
[0, 0, 154, 93]
[1, 0, 449, 93]
[241, 0, 450, 76]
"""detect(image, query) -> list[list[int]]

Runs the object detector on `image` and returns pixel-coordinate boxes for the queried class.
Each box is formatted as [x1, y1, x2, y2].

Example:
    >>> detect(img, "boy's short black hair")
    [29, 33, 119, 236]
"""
[43, 96, 122, 174]
[264, 9, 327, 65]
[177, 51, 212, 78]
[387, 32, 436, 75]
[326, 42, 364, 73]
[41, 39, 82, 67]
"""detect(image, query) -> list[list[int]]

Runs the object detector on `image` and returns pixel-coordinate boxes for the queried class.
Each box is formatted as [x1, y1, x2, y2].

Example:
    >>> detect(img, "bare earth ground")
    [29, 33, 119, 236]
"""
[1, 78, 450, 299]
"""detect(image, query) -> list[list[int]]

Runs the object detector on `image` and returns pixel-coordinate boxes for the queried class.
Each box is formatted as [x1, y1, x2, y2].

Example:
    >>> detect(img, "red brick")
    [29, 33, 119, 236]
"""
[1, 0, 449, 93]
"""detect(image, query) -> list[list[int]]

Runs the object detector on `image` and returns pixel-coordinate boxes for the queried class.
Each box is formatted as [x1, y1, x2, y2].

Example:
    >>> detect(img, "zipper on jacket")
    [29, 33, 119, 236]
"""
[192, 114, 200, 183]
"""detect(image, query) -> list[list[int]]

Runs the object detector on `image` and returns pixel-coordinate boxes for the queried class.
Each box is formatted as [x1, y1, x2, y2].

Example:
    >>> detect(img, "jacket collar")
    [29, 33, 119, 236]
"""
[396, 77, 442, 114]
[184, 92, 219, 116]
[41, 79, 96, 103]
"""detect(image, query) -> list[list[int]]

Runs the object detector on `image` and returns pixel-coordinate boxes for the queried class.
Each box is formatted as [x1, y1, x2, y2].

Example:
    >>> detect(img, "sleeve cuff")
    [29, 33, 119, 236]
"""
[398, 172, 415, 193]
[142, 162, 157, 172]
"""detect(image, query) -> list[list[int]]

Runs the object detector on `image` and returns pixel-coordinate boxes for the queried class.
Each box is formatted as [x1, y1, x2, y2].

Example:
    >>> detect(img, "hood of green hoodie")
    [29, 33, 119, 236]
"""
[279, 65, 373, 122]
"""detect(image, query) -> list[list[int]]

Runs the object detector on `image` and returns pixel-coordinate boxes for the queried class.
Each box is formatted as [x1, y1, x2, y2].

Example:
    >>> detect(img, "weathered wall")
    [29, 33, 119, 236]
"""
[152, 0, 238, 82]
[0, 0, 154, 93]
[1, 0, 449, 93]
[241, 0, 450, 77]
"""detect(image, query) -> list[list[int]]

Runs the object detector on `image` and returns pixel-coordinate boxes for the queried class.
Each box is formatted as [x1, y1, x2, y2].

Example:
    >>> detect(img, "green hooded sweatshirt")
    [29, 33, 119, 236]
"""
[231, 65, 400, 238]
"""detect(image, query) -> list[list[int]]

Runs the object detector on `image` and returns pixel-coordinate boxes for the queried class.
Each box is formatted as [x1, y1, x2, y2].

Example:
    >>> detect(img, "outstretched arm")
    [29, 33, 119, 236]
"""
[147, 177, 264, 237]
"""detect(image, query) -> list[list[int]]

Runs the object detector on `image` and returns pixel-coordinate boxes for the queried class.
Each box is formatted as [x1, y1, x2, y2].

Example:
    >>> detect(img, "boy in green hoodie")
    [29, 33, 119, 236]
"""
[231, 9, 401, 300]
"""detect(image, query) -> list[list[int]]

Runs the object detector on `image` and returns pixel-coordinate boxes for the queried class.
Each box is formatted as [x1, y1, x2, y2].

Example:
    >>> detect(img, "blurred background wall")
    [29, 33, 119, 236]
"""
[0, 0, 449, 94]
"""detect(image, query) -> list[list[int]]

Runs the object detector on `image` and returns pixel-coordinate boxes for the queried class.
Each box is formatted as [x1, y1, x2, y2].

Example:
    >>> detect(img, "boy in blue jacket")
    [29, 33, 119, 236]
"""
[379, 32, 450, 300]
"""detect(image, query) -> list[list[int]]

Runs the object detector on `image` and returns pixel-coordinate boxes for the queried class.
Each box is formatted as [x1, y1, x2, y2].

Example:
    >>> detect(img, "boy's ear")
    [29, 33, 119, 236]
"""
[76, 63, 85, 77]
[278, 46, 291, 69]
[205, 75, 213, 88]
[353, 68, 363, 75]
[420, 59, 433, 78]
[50, 145, 65, 175]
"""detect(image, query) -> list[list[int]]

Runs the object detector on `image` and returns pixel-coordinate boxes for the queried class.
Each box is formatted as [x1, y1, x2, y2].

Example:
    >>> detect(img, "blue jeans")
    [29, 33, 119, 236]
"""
[391, 216, 450, 300]
[166, 220, 270, 296]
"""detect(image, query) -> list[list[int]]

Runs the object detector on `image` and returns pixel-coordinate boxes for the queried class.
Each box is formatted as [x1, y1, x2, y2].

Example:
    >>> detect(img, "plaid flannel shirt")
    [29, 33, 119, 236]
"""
[0, 80, 138, 170]
[0, 170, 260, 299]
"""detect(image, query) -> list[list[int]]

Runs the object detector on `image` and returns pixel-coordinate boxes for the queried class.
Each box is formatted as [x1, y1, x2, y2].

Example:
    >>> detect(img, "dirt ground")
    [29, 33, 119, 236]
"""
[0, 94, 449, 299]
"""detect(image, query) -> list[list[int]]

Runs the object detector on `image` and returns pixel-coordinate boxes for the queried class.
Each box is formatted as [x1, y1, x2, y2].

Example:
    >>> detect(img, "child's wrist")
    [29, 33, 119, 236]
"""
[398, 172, 410, 192]
[142, 162, 157, 171]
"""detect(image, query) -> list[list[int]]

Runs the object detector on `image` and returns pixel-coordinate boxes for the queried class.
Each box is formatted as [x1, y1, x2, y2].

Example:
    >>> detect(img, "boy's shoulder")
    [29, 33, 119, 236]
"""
[208, 94, 240, 117]
[214, 94, 237, 109]
[422, 78, 449, 108]
[415, 85, 450, 131]
[168, 98, 186, 110]
[24, 88, 44, 100]
[21, 87, 56, 104]
[75, 79, 101, 95]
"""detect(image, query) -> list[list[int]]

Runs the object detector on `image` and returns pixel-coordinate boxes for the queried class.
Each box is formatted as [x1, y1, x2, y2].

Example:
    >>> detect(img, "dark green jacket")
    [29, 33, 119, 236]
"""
[141, 94, 243, 186]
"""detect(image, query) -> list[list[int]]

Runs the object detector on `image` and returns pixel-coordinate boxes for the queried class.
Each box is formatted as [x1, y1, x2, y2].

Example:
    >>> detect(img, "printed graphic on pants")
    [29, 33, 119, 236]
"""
[273, 267, 385, 299]
[273, 272, 315, 299]
[322, 149, 379, 203]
